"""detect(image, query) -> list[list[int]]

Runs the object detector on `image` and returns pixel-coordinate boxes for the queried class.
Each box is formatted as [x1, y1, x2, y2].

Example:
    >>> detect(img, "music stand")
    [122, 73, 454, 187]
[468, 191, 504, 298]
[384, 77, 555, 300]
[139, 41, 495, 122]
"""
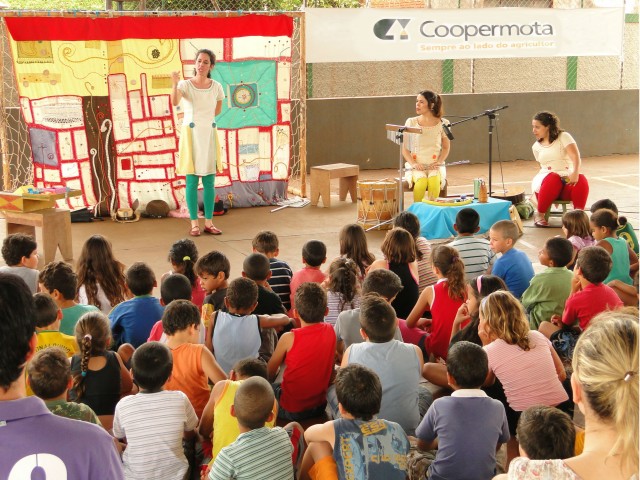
[366, 124, 422, 231]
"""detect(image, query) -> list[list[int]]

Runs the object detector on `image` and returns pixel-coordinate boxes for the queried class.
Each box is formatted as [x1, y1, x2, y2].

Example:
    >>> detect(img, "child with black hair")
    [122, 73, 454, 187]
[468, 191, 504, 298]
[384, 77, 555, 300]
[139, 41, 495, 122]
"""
[33, 292, 78, 356]
[289, 240, 327, 316]
[340, 294, 426, 435]
[200, 358, 278, 462]
[114, 342, 198, 479]
[211, 277, 292, 374]
[39, 261, 100, 336]
[300, 363, 410, 480]
[242, 253, 287, 362]
[522, 237, 574, 329]
[197, 250, 231, 345]
[538, 246, 623, 344]
[109, 262, 164, 349]
[0, 232, 39, 293]
[591, 198, 638, 254]
[163, 299, 227, 418]
[28, 347, 101, 425]
[69, 311, 134, 430]
[394, 211, 437, 292]
[268, 282, 336, 421]
[147, 273, 194, 343]
[414, 341, 509, 480]
[448, 207, 496, 279]
[324, 257, 360, 326]
[162, 238, 206, 308]
[515, 405, 576, 460]
[334, 269, 404, 361]
[207, 377, 297, 480]
[252, 230, 294, 312]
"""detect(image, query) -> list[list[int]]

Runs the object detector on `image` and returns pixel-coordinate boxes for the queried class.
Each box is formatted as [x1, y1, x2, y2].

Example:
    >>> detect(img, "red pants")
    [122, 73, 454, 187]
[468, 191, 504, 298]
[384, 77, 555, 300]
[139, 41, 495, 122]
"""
[536, 173, 589, 214]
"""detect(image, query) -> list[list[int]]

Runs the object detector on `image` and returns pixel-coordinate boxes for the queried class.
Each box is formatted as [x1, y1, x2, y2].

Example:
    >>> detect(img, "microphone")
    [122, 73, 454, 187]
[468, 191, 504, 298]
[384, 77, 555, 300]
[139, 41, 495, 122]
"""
[442, 121, 454, 141]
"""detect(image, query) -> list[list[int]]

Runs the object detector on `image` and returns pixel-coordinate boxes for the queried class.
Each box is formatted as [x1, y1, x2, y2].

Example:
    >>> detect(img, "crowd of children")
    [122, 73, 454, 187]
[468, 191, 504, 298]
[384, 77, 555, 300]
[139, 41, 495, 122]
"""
[0, 196, 637, 480]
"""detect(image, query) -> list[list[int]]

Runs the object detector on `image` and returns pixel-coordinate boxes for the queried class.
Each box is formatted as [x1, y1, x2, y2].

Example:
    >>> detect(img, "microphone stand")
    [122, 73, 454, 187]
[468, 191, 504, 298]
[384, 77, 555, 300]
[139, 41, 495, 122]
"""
[443, 106, 508, 195]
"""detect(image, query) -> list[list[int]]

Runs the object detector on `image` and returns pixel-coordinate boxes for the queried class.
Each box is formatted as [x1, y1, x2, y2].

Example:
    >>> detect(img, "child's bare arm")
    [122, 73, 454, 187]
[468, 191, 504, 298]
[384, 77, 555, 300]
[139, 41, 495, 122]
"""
[115, 352, 133, 395]
[406, 287, 433, 328]
[198, 380, 227, 439]
[304, 422, 335, 449]
[628, 246, 638, 274]
[550, 345, 567, 382]
[267, 332, 293, 381]
[205, 310, 217, 354]
[258, 314, 293, 329]
[200, 347, 227, 384]
[340, 345, 352, 368]
[417, 438, 438, 451]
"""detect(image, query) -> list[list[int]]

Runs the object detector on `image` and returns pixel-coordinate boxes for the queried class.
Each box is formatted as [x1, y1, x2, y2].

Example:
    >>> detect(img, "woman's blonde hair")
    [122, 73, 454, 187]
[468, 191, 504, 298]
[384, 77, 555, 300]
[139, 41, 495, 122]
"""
[572, 310, 639, 474]
[479, 290, 530, 350]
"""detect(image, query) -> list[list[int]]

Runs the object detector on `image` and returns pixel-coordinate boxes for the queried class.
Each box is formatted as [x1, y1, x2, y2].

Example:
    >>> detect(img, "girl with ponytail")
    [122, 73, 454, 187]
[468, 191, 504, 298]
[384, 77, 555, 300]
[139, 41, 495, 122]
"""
[498, 310, 638, 479]
[69, 311, 133, 429]
[162, 238, 205, 308]
[324, 257, 360, 325]
[405, 245, 467, 361]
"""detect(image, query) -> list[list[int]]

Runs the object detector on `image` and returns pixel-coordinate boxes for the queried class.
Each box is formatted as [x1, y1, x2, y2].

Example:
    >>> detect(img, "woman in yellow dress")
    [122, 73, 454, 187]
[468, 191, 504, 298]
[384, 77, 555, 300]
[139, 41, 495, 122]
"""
[402, 90, 451, 203]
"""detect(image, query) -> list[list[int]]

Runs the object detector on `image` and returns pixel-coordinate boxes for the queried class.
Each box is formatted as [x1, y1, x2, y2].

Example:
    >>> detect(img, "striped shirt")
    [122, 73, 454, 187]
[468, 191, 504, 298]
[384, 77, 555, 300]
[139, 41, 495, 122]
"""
[209, 426, 294, 480]
[416, 236, 438, 292]
[268, 258, 293, 311]
[113, 390, 198, 480]
[448, 236, 496, 280]
[325, 291, 360, 325]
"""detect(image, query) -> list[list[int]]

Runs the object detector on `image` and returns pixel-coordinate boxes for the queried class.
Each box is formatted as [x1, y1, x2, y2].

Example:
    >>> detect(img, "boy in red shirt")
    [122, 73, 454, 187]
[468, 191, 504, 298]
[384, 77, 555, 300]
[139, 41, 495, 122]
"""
[268, 282, 336, 421]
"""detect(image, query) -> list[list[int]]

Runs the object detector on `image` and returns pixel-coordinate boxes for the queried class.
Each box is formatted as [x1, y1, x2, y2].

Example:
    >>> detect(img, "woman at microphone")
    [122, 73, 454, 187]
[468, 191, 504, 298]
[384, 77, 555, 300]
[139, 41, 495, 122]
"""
[402, 90, 451, 202]
[530, 111, 589, 228]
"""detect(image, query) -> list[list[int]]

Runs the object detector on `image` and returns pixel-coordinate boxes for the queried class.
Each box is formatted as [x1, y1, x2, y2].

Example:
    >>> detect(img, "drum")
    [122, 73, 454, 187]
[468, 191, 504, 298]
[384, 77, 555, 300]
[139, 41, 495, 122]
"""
[357, 180, 398, 230]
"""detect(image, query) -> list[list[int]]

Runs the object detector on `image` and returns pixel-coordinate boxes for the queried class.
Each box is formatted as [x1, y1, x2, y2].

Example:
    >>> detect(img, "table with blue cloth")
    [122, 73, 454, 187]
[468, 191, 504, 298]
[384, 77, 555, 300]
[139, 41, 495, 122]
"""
[407, 197, 512, 240]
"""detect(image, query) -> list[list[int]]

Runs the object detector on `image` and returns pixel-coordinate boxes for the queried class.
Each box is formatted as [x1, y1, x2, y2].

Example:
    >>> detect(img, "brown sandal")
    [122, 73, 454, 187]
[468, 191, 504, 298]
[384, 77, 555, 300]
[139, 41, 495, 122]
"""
[189, 226, 201, 237]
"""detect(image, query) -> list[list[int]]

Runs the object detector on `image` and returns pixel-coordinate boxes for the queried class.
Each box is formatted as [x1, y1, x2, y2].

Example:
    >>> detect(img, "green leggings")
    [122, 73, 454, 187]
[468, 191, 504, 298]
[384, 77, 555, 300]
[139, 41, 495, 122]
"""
[413, 175, 442, 203]
[186, 174, 215, 220]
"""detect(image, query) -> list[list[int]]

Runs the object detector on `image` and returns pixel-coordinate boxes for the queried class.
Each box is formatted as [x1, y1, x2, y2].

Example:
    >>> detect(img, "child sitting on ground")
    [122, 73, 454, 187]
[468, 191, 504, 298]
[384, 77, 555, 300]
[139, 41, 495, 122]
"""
[538, 246, 623, 352]
[252, 231, 293, 312]
[161, 238, 206, 308]
[211, 277, 292, 374]
[561, 210, 595, 269]
[489, 220, 535, 299]
[34, 292, 78, 356]
[114, 342, 198, 479]
[242, 253, 287, 362]
[334, 269, 403, 360]
[339, 294, 427, 435]
[448, 208, 496, 280]
[147, 273, 194, 343]
[268, 282, 336, 421]
[413, 341, 509, 480]
[515, 405, 576, 460]
[335, 223, 376, 283]
[196, 250, 231, 350]
[163, 299, 227, 418]
[591, 198, 639, 254]
[289, 240, 327, 316]
[394, 211, 437, 292]
[522, 237, 574, 329]
[109, 262, 164, 349]
[199, 358, 277, 463]
[324, 257, 360, 326]
[300, 363, 410, 480]
[28, 347, 101, 425]
[39, 261, 100, 336]
[76, 235, 128, 315]
[208, 377, 298, 480]
[69, 311, 134, 430]
[405, 245, 467, 361]
[0, 233, 39, 293]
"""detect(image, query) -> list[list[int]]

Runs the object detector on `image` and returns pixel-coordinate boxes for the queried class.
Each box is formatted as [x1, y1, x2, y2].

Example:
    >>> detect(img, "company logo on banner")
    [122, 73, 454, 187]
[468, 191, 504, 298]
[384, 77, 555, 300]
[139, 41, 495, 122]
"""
[306, 8, 624, 62]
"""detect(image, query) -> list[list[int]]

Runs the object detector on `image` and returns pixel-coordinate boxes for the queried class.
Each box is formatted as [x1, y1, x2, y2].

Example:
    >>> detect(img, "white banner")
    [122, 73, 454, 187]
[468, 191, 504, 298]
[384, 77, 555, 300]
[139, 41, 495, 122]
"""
[305, 8, 624, 62]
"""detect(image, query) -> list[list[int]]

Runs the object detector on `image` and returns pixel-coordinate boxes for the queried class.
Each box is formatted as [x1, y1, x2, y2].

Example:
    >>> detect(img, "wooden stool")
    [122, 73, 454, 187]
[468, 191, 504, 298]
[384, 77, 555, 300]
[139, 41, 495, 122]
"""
[0, 208, 73, 268]
[310, 163, 359, 208]
[544, 200, 572, 222]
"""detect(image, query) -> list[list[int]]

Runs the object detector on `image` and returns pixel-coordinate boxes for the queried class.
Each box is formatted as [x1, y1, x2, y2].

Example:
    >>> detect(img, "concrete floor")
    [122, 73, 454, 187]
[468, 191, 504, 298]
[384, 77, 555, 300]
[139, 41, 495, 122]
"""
[1, 154, 638, 288]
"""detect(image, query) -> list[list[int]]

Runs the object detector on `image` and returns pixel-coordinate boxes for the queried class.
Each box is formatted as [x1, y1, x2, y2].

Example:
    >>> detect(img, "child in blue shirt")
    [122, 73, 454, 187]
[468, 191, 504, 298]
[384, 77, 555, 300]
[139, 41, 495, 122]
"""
[489, 220, 534, 299]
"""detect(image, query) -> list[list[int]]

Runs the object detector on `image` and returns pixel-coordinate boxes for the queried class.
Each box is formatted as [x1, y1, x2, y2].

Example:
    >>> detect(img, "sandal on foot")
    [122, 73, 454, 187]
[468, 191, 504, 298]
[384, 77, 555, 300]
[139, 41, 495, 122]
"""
[203, 225, 222, 235]
[190, 226, 201, 237]
[534, 218, 550, 228]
